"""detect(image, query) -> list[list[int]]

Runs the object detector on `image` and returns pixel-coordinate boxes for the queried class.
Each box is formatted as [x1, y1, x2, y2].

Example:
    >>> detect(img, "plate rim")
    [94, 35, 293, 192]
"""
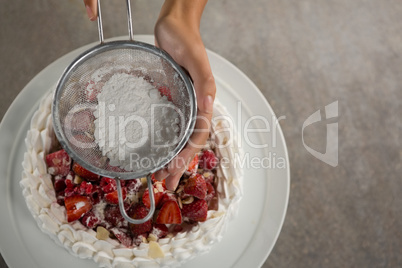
[207, 45, 290, 268]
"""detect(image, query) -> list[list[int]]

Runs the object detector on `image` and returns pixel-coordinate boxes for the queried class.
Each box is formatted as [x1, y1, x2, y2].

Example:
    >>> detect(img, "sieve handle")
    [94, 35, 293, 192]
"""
[97, 0, 134, 43]
[115, 174, 155, 224]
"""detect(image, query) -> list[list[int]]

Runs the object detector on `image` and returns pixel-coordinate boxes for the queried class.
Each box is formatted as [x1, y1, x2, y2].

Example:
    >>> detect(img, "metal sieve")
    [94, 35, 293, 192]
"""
[52, 0, 196, 224]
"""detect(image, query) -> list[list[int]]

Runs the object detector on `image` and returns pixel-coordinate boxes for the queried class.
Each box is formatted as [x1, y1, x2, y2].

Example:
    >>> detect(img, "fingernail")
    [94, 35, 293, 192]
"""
[204, 95, 214, 114]
[85, 5, 96, 21]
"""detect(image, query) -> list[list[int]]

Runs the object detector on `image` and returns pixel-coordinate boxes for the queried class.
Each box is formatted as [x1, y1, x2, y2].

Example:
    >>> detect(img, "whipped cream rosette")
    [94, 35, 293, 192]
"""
[20, 88, 243, 268]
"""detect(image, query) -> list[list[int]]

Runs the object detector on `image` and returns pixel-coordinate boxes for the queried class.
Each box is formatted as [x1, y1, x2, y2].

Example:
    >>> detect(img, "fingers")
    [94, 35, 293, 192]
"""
[154, 114, 212, 190]
[155, 107, 213, 190]
[154, 39, 216, 191]
[154, 168, 169, 181]
[164, 173, 182, 191]
[164, 147, 195, 190]
[83, 0, 97, 21]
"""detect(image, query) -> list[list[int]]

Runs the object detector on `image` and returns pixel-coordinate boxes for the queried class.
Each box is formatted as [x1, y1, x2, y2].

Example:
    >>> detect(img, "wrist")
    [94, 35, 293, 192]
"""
[158, 0, 208, 27]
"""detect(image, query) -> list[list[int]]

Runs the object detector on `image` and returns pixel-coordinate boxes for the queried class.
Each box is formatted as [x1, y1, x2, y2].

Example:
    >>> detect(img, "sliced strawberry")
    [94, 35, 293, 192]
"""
[72, 162, 100, 181]
[199, 149, 218, 170]
[104, 204, 129, 229]
[100, 177, 117, 193]
[68, 109, 95, 132]
[81, 210, 101, 229]
[75, 181, 93, 196]
[46, 149, 71, 176]
[151, 224, 169, 239]
[129, 204, 153, 236]
[202, 171, 215, 184]
[64, 195, 93, 222]
[205, 182, 216, 203]
[54, 175, 66, 192]
[156, 200, 182, 225]
[65, 171, 75, 184]
[64, 178, 76, 197]
[110, 227, 132, 247]
[208, 196, 219, 211]
[158, 86, 172, 101]
[125, 179, 142, 194]
[173, 225, 183, 233]
[183, 173, 207, 200]
[142, 182, 166, 209]
[85, 80, 103, 101]
[89, 185, 103, 205]
[186, 154, 199, 173]
[181, 199, 208, 222]
[104, 187, 127, 205]
[56, 190, 65, 206]
[159, 192, 178, 209]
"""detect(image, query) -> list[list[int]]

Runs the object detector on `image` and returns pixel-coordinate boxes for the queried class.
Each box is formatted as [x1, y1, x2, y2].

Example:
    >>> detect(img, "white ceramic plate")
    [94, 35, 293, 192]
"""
[0, 35, 289, 268]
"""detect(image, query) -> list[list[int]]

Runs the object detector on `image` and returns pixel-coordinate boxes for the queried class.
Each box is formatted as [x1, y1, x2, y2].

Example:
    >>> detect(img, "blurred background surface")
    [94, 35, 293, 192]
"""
[0, 0, 401, 267]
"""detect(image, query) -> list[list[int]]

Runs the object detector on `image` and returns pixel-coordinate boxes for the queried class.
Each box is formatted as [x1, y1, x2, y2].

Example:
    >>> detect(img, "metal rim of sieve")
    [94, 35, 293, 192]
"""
[51, 0, 196, 224]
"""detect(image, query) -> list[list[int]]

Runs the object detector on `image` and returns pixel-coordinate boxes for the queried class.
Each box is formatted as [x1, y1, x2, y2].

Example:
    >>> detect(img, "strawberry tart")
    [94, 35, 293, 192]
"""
[20, 88, 243, 268]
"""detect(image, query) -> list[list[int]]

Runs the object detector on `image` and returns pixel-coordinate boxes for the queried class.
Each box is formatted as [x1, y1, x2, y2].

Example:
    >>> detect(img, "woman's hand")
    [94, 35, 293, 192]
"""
[153, 0, 215, 190]
[83, 0, 216, 190]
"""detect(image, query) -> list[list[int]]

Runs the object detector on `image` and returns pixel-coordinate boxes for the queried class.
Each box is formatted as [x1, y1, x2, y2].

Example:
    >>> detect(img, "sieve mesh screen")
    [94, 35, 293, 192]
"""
[53, 42, 195, 180]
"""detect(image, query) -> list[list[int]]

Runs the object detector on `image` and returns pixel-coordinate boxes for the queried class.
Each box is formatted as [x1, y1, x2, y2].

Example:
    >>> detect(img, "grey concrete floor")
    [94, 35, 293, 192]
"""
[0, 0, 401, 267]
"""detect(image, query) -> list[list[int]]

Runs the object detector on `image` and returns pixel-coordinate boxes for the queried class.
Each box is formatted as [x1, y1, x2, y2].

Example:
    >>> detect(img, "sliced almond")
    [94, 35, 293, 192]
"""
[203, 172, 211, 178]
[165, 190, 175, 195]
[181, 196, 194, 204]
[147, 233, 158, 242]
[148, 241, 165, 258]
[140, 177, 147, 185]
[96, 226, 110, 240]
[176, 185, 184, 194]
[74, 175, 83, 184]
[223, 137, 228, 145]
[142, 236, 148, 244]
[178, 197, 183, 209]
[155, 182, 164, 193]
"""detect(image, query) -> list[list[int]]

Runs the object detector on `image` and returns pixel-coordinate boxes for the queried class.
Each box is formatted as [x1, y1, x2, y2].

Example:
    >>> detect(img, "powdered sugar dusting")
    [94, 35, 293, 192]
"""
[93, 201, 107, 221]
[75, 201, 86, 210]
[94, 73, 180, 171]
